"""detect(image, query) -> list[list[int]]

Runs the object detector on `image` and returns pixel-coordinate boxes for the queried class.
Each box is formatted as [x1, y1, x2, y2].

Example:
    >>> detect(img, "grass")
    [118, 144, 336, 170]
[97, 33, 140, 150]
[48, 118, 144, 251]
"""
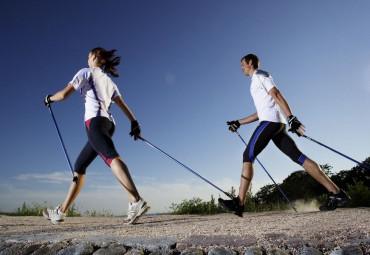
[0, 202, 112, 217]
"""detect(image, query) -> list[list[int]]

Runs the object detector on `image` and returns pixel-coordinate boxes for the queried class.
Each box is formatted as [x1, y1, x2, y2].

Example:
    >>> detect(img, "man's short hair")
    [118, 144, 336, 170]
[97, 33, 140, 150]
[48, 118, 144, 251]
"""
[241, 54, 260, 69]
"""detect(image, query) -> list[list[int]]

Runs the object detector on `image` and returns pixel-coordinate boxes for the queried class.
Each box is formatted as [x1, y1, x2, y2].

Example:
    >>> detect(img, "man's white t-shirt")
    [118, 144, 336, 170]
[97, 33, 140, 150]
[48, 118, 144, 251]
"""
[70, 67, 121, 123]
[250, 69, 286, 124]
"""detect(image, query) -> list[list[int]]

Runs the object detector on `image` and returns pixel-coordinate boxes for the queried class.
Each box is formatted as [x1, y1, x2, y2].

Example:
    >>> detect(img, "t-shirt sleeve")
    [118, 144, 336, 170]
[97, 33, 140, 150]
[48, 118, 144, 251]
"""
[111, 82, 121, 100]
[263, 77, 276, 92]
[70, 68, 91, 91]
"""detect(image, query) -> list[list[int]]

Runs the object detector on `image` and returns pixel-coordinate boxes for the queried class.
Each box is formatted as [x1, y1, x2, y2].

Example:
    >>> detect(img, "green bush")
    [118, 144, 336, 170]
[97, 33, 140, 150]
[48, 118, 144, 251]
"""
[346, 180, 370, 207]
[0, 202, 116, 217]
[170, 195, 226, 215]
[15, 202, 47, 216]
[66, 202, 82, 217]
[84, 208, 113, 217]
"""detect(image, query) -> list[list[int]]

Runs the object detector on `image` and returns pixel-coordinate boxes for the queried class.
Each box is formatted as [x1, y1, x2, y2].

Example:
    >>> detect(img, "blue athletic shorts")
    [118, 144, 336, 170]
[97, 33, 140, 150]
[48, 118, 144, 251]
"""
[243, 121, 307, 165]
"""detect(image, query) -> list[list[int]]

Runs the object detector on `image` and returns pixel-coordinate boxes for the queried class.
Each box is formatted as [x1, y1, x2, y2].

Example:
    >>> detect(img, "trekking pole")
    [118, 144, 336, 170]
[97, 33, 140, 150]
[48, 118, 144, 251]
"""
[234, 131, 298, 213]
[138, 136, 234, 199]
[302, 135, 370, 170]
[47, 104, 75, 180]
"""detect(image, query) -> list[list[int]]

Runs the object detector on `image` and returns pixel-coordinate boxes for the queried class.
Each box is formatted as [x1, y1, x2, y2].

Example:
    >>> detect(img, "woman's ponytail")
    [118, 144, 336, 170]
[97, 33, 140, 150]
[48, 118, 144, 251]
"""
[91, 47, 121, 77]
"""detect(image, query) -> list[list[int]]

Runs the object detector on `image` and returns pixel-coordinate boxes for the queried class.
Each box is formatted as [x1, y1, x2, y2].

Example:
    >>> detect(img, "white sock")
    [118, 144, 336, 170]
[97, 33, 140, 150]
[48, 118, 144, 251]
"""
[131, 199, 141, 206]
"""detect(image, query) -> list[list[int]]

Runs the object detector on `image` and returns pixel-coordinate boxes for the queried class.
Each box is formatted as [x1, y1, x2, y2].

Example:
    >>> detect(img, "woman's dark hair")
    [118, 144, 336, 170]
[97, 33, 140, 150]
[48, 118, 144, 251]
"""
[241, 54, 260, 69]
[91, 47, 121, 77]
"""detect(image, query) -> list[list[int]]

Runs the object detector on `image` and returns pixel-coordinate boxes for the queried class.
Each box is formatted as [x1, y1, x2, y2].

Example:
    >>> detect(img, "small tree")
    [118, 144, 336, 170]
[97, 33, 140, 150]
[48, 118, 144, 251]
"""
[346, 180, 370, 207]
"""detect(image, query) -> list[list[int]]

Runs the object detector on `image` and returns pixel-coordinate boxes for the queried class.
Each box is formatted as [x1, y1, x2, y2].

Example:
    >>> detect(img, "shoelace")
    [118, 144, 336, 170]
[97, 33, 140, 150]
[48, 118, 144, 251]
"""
[127, 204, 138, 219]
[52, 206, 60, 214]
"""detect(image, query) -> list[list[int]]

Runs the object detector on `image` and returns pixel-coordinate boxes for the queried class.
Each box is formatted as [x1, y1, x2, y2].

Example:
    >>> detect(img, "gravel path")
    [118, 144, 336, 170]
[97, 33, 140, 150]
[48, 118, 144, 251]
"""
[0, 208, 369, 254]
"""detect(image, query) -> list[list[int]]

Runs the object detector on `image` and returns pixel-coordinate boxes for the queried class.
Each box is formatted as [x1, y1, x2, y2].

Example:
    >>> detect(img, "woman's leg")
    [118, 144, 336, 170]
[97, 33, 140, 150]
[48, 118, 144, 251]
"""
[59, 173, 86, 213]
[110, 157, 140, 203]
[59, 141, 98, 214]
[87, 118, 142, 203]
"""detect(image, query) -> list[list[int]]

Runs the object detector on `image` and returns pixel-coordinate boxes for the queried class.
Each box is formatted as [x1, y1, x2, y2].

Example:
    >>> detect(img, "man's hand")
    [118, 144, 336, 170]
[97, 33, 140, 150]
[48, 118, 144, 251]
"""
[129, 120, 141, 140]
[227, 120, 241, 132]
[287, 115, 305, 137]
[44, 95, 53, 106]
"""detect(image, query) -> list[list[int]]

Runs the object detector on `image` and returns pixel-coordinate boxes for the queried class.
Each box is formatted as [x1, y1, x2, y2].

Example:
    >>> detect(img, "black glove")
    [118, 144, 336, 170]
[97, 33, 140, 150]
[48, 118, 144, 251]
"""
[227, 120, 241, 132]
[287, 115, 302, 137]
[129, 120, 141, 140]
[44, 95, 53, 106]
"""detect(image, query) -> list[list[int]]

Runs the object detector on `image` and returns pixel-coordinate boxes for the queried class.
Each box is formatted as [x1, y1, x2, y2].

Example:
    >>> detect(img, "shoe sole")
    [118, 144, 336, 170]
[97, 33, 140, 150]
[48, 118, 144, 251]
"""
[51, 219, 64, 225]
[126, 203, 151, 225]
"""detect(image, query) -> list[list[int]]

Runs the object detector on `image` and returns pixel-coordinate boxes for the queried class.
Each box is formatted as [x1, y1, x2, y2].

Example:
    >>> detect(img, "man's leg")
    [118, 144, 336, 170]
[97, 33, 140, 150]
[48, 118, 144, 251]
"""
[273, 128, 350, 210]
[273, 129, 340, 194]
[238, 122, 278, 205]
[219, 122, 275, 216]
[302, 157, 339, 194]
[238, 162, 254, 206]
[218, 163, 253, 216]
[302, 157, 350, 210]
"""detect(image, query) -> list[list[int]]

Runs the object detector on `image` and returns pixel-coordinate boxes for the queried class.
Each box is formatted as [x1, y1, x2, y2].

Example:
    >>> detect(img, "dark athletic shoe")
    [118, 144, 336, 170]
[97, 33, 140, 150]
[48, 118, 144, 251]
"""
[319, 189, 351, 211]
[218, 197, 244, 217]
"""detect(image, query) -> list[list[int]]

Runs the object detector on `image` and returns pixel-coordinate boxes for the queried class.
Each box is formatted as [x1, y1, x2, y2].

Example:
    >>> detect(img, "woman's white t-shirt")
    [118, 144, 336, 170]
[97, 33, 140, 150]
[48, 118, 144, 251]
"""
[70, 67, 121, 124]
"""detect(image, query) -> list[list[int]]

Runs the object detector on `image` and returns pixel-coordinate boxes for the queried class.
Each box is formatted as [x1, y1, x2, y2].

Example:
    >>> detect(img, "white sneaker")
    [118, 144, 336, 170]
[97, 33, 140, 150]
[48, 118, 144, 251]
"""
[124, 199, 150, 225]
[43, 206, 65, 225]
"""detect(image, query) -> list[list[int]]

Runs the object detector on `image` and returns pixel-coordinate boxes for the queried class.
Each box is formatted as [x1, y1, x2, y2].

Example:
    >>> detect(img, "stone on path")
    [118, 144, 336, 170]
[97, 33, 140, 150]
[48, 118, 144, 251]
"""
[208, 247, 237, 255]
[93, 243, 126, 255]
[300, 247, 322, 255]
[244, 247, 263, 255]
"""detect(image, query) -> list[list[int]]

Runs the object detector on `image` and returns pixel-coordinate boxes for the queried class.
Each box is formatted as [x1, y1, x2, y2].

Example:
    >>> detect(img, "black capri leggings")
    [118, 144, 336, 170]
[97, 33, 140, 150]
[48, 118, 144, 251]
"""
[74, 117, 119, 175]
[243, 121, 307, 165]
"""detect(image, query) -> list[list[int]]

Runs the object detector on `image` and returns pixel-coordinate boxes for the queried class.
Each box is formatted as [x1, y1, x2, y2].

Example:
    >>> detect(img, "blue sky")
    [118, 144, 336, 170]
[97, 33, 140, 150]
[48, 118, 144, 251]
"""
[1, 0, 369, 215]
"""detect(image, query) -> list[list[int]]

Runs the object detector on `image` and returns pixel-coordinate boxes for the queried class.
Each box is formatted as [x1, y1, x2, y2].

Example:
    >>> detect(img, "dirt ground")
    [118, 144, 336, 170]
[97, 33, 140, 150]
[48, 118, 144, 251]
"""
[0, 208, 369, 253]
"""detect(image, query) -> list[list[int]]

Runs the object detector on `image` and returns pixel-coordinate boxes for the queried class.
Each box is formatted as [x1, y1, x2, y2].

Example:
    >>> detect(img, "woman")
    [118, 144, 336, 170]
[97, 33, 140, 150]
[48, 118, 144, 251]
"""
[43, 47, 150, 225]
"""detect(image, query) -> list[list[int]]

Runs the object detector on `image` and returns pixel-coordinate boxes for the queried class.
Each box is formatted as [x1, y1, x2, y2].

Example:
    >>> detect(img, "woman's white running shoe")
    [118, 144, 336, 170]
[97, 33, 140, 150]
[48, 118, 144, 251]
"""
[43, 206, 65, 225]
[124, 199, 150, 225]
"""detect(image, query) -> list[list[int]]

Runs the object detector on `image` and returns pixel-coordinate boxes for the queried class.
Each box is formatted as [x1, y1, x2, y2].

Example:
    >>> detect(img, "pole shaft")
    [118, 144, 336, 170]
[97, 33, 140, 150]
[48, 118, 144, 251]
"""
[139, 137, 233, 199]
[303, 135, 370, 170]
[48, 105, 74, 176]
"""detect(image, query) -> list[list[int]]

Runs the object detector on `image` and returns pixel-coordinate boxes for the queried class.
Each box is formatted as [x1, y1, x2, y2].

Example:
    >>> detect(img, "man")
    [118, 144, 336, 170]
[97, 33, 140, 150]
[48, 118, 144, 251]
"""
[219, 54, 349, 216]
